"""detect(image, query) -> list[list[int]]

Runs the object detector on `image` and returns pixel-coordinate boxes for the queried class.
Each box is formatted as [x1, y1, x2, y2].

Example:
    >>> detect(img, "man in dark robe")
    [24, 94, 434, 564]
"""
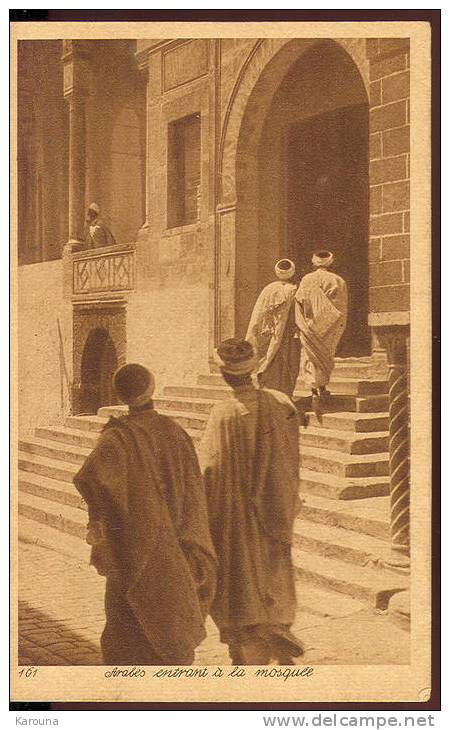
[246, 259, 300, 399]
[74, 363, 217, 665]
[84, 202, 116, 248]
[199, 339, 304, 665]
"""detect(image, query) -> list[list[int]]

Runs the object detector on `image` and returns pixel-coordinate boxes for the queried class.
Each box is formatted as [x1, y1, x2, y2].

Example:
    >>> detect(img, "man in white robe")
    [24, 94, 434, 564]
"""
[246, 258, 300, 399]
[295, 250, 348, 398]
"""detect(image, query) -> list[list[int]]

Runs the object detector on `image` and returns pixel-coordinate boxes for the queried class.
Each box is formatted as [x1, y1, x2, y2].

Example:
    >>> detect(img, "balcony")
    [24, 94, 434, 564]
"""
[71, 242, 135, 302]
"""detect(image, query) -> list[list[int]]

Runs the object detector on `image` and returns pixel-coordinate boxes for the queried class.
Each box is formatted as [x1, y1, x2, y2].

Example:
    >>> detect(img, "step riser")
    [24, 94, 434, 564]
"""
[300, 505, 390, 541]
[294, 533, 384, 569]
[293, 563, 395, 608]
[18, 458, 76, 484]
[19, 441, 87, 466]
[66, 417, 106, 433]
[301, 456, 389, 479]
[18, 502, 86, 540]
[36, 427, 98, 450]
[198, 368, 383, 388]
[301, 433, 388, 455]
[97, 407, 207, 432]
[307, 414, 389, 433]
[300, 478, 390, 501]
[168, 382, 388, 401]
[155, 399, 213, 415]
[19, 479, 86, 511]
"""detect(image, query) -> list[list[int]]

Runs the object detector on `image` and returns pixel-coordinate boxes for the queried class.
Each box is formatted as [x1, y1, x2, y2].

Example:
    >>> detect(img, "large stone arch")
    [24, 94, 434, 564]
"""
[213, 37, 370, 352]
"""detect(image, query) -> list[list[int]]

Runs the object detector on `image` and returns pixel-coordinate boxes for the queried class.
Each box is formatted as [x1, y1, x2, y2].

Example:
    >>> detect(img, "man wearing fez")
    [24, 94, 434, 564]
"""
[246, 258, 300, 399]
[74, 363, 217, 665]
[199, 339, 304, 665]
[295, 250, 348, 400]
[84, 202, 116, 248]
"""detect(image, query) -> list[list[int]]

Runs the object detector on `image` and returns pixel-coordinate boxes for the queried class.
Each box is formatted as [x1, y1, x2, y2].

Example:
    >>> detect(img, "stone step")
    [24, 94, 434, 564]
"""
[299, 379, 388, 396]
[294, 518, 393, 568]
[18, 450, 78, 484]
[299, 469, 389, 500]
[293, 581, 365, 623]
[150, 392, 389, 416]
[18, 491, 87, 540]
[300, 393, 389, 414]
[305, 411, 389, 433]
[166, 379, 388, 402]
[36, 425, 100, 450]
[300, 494, 391, 541]
[66, 415, 108, 433]
[19, 516, 92, 564]
[37, 422, 201, 449]
[292, 549, 407, 608]
[97, 405, 209, 431]
[19, 436, 91, 465]
[301, 446, 389, 478]
[19, 471, 86, 510]
[198, 364, 378, 388]
[301, 427, 388, 455]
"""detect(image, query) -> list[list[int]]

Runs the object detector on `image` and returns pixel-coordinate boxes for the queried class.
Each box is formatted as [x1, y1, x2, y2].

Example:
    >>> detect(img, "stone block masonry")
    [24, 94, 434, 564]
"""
[367, 39, 410, 316]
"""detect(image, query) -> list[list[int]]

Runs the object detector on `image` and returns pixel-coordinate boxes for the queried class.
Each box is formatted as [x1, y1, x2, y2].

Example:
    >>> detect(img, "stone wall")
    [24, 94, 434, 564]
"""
[367, 39, 410, 321]
[18, 261, 72, 434]
[131, 40, 214, 386]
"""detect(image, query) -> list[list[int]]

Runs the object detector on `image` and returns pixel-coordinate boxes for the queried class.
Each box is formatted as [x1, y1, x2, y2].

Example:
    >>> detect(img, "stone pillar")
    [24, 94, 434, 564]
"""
[366, 39, 410, 359]
[136, 49, 151, 238]
[379, 325, 410, 569]
[61, 41, 90, 252]
[66, 92, 87, 245]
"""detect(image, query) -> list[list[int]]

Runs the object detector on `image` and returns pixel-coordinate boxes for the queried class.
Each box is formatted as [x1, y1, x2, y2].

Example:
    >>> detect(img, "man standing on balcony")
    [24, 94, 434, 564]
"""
[73, 363, 217, 665]
[246, 258, 300, 399]
[295, 250, 348, 401]
[84, 202, 116, 248]
[199, 338, 304, 665]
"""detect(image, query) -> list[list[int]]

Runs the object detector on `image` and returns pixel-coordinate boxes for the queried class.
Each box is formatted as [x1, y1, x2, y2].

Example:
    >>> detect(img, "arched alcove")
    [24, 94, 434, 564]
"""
[79, 328, 119, 414]
[215, 38, 370, 357]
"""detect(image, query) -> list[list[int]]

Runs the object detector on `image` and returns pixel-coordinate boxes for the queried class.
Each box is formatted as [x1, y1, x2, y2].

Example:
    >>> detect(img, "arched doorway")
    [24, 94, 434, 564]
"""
[79, 328, 119, 415]
[233, 39, 370, 355]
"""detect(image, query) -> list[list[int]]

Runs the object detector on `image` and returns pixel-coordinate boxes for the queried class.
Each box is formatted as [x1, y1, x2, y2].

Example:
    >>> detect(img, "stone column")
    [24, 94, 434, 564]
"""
[379, 325, 410, 569]
[66, 92, 87, 246]
[136, 49, 151, 238]
[62, 41, 90, 252]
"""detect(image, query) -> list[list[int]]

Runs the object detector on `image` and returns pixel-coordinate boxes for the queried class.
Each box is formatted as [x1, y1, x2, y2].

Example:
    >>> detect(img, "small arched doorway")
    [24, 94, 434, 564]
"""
[234, 39, 370, 355]
[79, 328, 119, 415]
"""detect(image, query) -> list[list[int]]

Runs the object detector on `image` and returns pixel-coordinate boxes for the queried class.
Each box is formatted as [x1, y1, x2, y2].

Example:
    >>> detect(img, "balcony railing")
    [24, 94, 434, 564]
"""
[72, 242, 135, 298]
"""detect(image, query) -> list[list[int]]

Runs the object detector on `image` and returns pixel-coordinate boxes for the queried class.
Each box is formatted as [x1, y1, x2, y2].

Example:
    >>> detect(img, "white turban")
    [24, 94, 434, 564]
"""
[275, 258, 296, 280]
[312, 251, 334, 268]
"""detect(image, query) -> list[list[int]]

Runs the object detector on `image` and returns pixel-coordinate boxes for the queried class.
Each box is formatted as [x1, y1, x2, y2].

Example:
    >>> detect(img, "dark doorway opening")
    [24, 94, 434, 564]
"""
[287, 104, 370, 356]
[234, 40, 370, 356]
[79, 328, 118, 415]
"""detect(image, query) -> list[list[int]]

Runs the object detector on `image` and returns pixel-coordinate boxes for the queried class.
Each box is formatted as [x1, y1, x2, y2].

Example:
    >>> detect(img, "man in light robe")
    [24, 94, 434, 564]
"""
[74, 363, 217, 665]
[199, 338, 304, 665]
[246, 258, 300, 399]
[295, 251, 348, 399]
[84, 202, 116, 248]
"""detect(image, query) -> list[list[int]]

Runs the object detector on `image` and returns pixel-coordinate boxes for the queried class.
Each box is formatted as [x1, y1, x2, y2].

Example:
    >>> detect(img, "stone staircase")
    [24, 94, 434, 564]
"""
[18, 356, 409, 614]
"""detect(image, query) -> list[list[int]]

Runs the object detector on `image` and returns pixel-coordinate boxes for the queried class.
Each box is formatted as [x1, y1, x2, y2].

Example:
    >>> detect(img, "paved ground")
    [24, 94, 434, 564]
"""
[18, 541, 410, 667]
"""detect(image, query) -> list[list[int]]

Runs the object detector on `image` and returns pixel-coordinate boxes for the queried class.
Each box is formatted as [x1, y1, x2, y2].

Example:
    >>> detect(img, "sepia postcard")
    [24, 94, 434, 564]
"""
[10, 16, 435, 707]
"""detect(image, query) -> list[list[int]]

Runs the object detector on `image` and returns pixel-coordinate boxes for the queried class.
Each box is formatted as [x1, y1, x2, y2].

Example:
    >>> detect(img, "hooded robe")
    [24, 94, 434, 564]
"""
[295, 268, 348, 388]
[198, 384, 300, 643]
[73, 407, 217, 665]
[246, 281, 300, 398]
[84, 218, 116, 248]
